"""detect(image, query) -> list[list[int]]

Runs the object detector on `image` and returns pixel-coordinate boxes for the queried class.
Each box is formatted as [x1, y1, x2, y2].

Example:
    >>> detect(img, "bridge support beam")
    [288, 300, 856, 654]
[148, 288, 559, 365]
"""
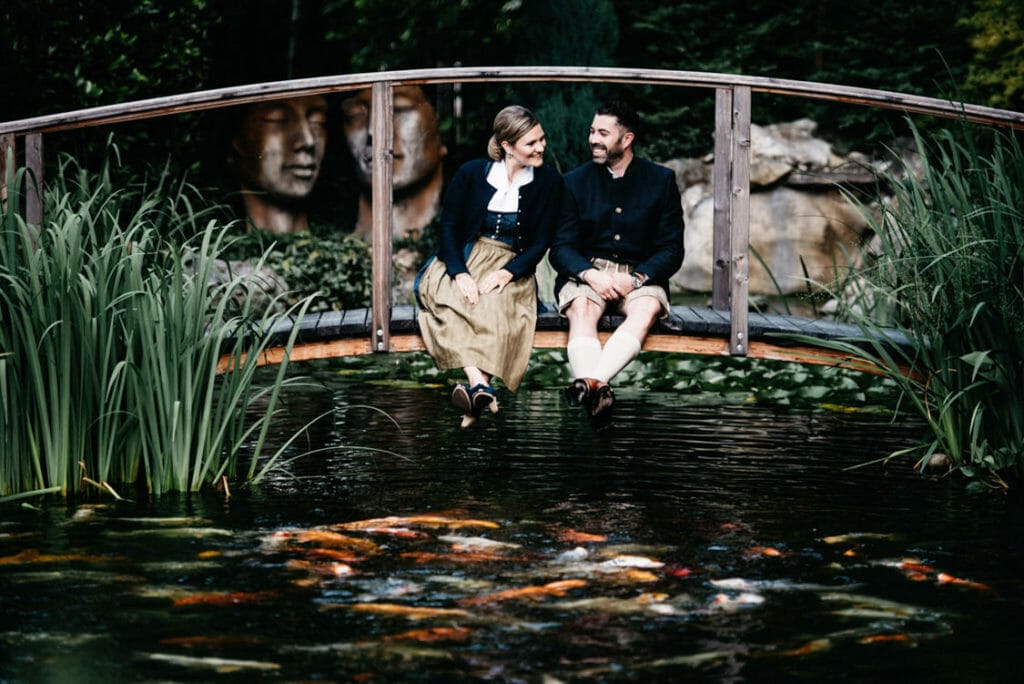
[711, 88, 733, 311]
[0, 134, 44, 225]
[0, 134, 13, 208]
[370, 82, 394, 352]
[728, 86, 751, 356]
[25, 134, 43, 226]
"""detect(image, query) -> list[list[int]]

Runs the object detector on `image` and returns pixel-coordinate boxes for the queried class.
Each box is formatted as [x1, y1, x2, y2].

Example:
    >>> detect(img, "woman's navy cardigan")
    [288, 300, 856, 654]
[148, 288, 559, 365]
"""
[435, 159, 564, 281]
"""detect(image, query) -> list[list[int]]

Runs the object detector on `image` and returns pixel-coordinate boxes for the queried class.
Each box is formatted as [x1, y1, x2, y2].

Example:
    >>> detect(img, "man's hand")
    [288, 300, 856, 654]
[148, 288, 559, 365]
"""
[454, 273, 480, 304]
[610, 271, 634, 298]
[583, 269, 621, 300]
[478, 269, 513, 295]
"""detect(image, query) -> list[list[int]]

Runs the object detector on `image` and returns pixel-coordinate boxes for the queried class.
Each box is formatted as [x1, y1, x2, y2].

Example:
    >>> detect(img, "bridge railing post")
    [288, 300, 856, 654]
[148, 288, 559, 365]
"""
[0, 134, 14, 208]
[25, 134, 44, 226]
[728, 86, 751, 356]
[0, 134, 44, 226]
[370, 81, 394, 353]
[711, 88, 733, 311]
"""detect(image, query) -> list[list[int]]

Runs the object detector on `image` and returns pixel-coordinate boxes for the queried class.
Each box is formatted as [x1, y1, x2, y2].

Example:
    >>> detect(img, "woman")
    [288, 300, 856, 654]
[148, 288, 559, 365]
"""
[416, 105, 562, 427]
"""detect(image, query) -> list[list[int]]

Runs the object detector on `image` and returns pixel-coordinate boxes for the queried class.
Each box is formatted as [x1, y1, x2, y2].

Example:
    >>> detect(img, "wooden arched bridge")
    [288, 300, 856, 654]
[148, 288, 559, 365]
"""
[3, 67, 1022, 373]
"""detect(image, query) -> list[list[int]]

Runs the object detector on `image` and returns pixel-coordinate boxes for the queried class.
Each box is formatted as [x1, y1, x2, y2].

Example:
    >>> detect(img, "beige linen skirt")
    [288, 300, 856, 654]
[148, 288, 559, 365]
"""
[417, 237, 536, 392]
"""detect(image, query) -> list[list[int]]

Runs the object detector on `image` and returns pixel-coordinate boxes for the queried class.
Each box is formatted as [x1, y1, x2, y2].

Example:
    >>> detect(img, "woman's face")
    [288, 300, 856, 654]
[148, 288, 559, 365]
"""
[502, 124, 547, 168]
[230, 95, 328, 200]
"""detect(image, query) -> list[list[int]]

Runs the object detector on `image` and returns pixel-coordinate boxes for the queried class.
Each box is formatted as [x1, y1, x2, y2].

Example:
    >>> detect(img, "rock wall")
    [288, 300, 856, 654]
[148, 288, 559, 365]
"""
[665, 119, 880, 296]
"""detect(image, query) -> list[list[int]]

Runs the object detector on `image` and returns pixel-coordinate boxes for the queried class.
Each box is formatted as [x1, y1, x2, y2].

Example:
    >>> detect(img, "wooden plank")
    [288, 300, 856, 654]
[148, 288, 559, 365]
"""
[729, 87, 751, 356]
[370, 82, 394, 353]
[711, 88, 732, 311]
[24, 133, 42, 225]
[4, 66, 1022, 137]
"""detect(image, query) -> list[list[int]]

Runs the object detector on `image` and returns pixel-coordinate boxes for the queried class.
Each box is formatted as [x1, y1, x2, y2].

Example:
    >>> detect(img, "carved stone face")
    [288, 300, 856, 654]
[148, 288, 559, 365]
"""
[229, 95, 328, 200]
[340, 86, 446, 190]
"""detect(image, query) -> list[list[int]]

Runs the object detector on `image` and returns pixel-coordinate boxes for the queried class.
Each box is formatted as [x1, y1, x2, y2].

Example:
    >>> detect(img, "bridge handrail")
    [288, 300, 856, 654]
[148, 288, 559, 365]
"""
[2, 66, 1022, 135]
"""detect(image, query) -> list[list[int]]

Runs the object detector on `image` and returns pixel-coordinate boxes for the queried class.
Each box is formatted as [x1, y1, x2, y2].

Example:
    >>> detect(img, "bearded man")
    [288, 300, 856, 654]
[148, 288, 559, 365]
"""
[549, 101, 684, 429]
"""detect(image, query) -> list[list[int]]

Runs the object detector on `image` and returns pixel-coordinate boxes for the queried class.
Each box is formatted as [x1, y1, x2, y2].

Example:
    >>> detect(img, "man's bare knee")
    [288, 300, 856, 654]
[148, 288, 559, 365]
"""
[566, 297, 604, 331]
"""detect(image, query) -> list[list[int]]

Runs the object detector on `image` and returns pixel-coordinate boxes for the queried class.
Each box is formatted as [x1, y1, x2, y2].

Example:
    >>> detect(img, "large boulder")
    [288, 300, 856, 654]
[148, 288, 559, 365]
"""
[666, 119, 878, 295]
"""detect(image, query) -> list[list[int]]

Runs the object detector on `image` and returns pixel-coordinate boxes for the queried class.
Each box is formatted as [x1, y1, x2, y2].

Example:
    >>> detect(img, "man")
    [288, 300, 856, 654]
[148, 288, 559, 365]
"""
[340, 85, 447, 241]
[227, 95, 328, 234]
[549, 101, 684, 428]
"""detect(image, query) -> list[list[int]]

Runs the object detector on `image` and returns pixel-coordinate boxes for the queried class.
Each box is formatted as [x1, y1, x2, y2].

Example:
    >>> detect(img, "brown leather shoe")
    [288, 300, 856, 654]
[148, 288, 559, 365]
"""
[589, 382, 614, 417]
[588, 383, 615, 431]
[564, 378, 590, 407]
[564, 377, 607, 409]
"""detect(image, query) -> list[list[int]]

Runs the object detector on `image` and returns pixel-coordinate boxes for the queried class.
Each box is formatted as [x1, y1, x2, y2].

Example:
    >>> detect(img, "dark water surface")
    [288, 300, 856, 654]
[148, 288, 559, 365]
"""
[2, 370, 1023, 682]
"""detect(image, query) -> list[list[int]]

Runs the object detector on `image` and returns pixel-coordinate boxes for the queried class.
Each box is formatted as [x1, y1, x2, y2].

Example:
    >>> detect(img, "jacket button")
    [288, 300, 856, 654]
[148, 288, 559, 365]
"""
[615, 207, 623, 214]
[614, 234, 621, 240]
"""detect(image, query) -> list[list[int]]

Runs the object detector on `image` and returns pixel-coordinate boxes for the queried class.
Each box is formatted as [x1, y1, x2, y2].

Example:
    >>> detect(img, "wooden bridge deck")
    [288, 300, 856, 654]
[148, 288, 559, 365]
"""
[243, 304, 911, 375]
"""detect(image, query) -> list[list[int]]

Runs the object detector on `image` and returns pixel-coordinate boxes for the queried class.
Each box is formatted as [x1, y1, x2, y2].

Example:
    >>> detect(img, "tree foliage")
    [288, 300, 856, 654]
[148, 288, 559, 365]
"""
[960, 0, 1024, 112]
[2, 1, 1016, 190]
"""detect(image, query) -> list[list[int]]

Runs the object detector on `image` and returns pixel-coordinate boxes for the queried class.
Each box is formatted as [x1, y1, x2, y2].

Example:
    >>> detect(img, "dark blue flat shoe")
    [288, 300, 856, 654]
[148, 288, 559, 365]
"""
[469, 384, 498, 416]
[451, 383, 473, 413]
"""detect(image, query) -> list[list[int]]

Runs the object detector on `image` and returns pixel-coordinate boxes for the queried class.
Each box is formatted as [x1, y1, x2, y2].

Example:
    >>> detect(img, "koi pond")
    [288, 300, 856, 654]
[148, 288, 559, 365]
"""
[2, 357, 1023, 682]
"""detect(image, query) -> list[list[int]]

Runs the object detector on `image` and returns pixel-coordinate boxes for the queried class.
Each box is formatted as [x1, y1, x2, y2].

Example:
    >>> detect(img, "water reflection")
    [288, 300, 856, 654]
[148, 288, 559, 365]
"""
[2, 374, 1022, 682]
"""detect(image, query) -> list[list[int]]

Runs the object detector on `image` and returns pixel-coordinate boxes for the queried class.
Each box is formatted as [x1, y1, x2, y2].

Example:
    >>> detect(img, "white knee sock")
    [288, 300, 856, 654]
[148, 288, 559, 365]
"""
[567, 336, 603, 379]
[592, 330, 642, 383]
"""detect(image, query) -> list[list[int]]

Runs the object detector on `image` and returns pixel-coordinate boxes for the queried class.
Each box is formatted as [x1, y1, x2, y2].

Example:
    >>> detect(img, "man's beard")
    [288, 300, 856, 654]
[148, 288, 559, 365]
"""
[591, 143, 624, 166]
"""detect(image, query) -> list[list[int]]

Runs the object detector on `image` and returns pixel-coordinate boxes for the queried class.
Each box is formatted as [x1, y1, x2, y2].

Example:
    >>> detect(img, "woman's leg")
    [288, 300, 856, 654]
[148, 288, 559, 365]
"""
[463, 366, 491, 388]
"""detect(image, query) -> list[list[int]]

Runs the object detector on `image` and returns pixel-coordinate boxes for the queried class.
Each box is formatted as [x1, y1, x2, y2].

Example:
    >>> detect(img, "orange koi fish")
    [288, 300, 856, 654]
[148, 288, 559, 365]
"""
[280, 530, 380, 554]
[558, 530, 608, 543]
[400, 551, 526, 564]
[293, 548, 364, 563]
[285, 559, 354, 577]
[744, 546, 785, 558]
[172, 590, 278, 607]
[777, 638, 832, 656]
[379, 626, 474, 643]
[618, 569, 660, 583]
[859, 633, 912, 644]
[0, 549, 121, 565]
[665, 566, 693, 578]
[336, 515, 499, 531]
[159, 635, 267, 648]
[459, 579, 588, 606]
[899, 560, 935, 574]
[360, 527, 431, 539]
[937, 572, 992, 591]
[342, 603, 470, 620]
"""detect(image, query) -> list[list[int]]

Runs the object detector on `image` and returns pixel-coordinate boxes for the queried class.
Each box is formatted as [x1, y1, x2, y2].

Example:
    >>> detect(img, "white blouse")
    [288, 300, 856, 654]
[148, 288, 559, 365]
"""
[486, 160, 534, 213]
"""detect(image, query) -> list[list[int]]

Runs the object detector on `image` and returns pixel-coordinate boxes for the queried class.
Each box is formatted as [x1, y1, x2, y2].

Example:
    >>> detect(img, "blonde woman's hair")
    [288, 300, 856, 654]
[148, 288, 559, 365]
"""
[486, 105, 540, 161]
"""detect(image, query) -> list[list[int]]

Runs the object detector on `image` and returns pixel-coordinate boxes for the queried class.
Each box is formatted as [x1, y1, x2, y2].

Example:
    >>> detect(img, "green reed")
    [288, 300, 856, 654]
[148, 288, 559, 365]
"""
[0, 151, 315, 497]
[810, 124, 1024, 489]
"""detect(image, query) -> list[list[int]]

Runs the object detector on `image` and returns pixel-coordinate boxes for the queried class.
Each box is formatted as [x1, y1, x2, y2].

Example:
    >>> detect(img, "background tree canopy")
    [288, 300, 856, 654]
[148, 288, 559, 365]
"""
[2, 0, 1019, 196]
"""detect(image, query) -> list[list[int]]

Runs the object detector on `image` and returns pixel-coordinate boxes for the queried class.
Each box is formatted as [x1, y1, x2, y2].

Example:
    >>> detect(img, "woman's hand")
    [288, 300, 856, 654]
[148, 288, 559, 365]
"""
[454, 273, 480, 304]
[478, 269, 513, 295]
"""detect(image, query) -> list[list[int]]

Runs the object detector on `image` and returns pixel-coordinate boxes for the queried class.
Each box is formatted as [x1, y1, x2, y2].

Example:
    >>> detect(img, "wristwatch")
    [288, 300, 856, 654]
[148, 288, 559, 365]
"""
[630, 272, 646, 289]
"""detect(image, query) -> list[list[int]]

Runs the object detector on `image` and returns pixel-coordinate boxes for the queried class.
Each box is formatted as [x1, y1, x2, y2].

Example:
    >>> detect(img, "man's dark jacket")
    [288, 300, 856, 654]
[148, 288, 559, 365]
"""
[550, 156, 684, 295]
